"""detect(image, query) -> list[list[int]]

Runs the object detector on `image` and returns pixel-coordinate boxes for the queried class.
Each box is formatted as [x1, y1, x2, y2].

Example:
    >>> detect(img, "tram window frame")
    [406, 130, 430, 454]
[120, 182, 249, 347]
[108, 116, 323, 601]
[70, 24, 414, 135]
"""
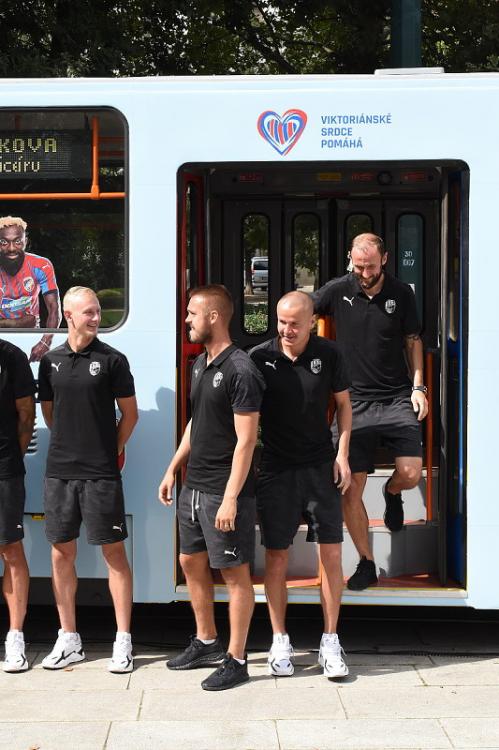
[241, 212, 270, 336]
[0, 106, 129, 334]
[292, 212, 321, 293]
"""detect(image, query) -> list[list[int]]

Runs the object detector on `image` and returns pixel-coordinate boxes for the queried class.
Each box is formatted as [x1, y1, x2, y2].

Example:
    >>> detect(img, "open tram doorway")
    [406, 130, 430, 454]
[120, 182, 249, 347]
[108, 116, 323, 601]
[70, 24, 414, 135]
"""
[177, 161, 468, 601]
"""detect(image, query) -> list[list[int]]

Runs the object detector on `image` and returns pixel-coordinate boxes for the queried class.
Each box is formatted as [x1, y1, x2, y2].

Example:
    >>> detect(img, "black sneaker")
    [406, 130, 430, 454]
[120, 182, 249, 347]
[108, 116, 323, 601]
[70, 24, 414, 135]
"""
[201, 653, 249, 691]
[166, 635, 225, 670]
[347, 557, 378, 591]
[383, 481, 404, 532]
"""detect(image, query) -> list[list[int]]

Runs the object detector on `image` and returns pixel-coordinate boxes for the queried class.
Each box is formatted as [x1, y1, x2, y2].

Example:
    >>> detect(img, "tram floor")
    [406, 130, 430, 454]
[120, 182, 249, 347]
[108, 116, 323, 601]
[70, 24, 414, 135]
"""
[2, 601, 499, 656]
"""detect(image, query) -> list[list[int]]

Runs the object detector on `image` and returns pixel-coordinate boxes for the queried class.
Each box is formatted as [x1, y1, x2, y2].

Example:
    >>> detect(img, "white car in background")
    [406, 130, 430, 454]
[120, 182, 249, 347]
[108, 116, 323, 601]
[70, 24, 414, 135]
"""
[251, 256, 268, 290]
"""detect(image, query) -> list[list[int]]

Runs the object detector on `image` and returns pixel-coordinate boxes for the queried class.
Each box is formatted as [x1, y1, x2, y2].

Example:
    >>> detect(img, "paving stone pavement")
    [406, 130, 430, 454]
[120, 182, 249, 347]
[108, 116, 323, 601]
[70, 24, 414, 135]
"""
[1, 633, 499, 750]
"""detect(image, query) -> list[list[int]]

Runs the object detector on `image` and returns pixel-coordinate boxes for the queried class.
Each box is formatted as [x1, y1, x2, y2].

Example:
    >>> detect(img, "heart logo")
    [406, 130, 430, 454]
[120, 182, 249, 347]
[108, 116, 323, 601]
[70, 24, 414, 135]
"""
[257, 109, 307, 156]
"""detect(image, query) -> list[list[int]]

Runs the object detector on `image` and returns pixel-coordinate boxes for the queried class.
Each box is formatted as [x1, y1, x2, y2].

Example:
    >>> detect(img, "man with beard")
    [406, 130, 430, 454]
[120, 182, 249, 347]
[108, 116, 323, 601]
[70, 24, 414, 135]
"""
[313, 233, 428, 591]
[158, 285, 265, 691]
[0, 216, 61, 362]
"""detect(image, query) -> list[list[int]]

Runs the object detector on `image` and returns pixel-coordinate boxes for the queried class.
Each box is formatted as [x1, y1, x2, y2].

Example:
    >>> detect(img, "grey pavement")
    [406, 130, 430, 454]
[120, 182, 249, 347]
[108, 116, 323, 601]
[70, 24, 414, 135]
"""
[1, 616, 499, 750]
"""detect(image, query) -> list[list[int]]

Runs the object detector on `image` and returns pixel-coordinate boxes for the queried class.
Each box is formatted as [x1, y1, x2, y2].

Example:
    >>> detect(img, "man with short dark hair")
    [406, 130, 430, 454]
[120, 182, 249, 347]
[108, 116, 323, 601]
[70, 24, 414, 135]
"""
[0, 216, 61, 361]
[313, 233, 428, 591]
[39, 286, 138, 672]
[251, 291, 351, 678]
[159, 284, 265, 691]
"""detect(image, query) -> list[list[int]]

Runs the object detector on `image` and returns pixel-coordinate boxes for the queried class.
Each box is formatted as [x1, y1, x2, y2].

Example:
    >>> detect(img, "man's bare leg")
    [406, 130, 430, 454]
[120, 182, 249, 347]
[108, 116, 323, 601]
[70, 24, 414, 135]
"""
[102, 541, 132, 633]
[319, 543, 343, 632]
[342, 472, 372, 560]
[180, 551, 217, 639]
[388, 456, 423, 493]
[51, 540, 78, 632]
[264, 548, 289, 634]
[1, 541, 29, 631]
[220, 563, 254, 660]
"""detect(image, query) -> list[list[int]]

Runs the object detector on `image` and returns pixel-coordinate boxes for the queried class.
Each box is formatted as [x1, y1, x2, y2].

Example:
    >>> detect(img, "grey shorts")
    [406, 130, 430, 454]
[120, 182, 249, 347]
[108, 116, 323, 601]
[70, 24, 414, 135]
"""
[44, 477, 127, 545]
[0, 476, 25, 546]
[333, 396, 423, 474]
[177, 485, 256, 569]
[256, 462, 343, 549]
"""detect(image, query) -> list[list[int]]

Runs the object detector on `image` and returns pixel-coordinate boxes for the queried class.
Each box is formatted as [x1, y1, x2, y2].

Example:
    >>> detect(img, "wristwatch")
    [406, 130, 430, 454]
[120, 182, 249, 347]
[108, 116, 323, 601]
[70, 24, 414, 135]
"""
[412, 385, 428, 394]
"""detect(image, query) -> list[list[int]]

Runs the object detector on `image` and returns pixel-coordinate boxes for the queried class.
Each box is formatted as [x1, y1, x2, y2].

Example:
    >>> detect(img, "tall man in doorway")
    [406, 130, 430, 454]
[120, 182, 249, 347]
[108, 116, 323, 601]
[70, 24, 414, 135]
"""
[313, 233, 428, 591]
[0, 216, 61, 361]
[0, 337, 35, 672]
[159, 285, 265, 691]
[251, 291, 351, 678]
[38, 286, 138, 672]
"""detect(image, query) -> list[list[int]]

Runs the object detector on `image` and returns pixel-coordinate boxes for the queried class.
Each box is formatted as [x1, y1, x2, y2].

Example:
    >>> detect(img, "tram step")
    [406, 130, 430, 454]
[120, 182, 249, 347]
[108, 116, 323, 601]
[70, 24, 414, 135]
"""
[361, 471, 437, 522]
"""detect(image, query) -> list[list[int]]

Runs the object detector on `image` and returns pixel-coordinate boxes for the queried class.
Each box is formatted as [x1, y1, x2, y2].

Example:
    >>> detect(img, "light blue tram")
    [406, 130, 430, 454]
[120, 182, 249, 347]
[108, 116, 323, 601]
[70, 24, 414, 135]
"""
[0, 69, 489, 608]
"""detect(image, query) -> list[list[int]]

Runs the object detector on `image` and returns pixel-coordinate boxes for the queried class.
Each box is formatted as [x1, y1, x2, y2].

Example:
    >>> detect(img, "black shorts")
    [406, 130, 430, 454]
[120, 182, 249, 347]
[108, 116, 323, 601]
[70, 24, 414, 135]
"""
[0, 476, 25, 546]
[44, 477, 128, 545]
[256, 462, 343, 549]
[177, 485, 256, 569]
[333, 396, 423, 474]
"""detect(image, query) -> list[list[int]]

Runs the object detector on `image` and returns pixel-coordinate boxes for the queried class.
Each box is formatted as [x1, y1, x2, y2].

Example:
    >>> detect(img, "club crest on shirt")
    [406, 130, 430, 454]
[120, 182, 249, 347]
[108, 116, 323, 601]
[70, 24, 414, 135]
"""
[89, 361, 101, 376]
[213, 371, 223, 388]
[23, 276, 35, 293]
[385, 299, 396, 314]
[310, 358, 322, 374]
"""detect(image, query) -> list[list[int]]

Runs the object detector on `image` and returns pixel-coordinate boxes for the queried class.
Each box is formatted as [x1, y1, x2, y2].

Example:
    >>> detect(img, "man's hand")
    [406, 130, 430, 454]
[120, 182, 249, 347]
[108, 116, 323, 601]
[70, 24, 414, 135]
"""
[411, 390, 428, 421]
[29, 338, 51, 362]
[333, 454, 351, 494]
[215, 497, 237, 532]
[158, 470, 176, 506]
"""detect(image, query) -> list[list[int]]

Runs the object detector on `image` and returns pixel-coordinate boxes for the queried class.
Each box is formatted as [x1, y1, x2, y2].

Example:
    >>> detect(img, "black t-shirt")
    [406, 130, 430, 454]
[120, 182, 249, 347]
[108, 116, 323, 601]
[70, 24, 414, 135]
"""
[250, 334, 350, 470]
[312, 272, 421, 401]
[185, 344, 265, 496]
[38, 338, 135, 479]
[0, 339, 36, 478]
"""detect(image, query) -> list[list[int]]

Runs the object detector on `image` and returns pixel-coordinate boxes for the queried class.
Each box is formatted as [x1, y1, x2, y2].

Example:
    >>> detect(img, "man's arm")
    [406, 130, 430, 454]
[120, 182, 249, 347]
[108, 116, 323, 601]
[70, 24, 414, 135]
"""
[404, 334, 428, 421]
[116, 396, 139, 455]
[214, 411, 259, 531]
[16, 395, 35, 455]
[29, 292, 62, 362]
[332, 389, 352, 494]
[41, 400, 53, 429]
[158, 420, 192, 506]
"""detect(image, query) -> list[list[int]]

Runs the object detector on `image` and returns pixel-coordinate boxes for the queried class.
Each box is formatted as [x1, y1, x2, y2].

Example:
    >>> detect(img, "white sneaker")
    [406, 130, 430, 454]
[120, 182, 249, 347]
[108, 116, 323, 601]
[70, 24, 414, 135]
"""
[3, 630, 28, 673]
[318, 634, 349, 678]
[267, 633, 294, 676]
[108, 633, 133, 673]
[42, 629, 85, 670]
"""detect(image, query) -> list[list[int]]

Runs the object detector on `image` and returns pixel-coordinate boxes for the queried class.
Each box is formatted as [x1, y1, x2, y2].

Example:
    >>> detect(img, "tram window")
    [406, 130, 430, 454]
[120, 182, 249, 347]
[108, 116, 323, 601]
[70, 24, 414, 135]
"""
[397, 214, 424, 321]
[242, 214, 269, 335]
[345, 214, 373, 269]
[293, 213, 320, 292]
[0, 107, 127, 334]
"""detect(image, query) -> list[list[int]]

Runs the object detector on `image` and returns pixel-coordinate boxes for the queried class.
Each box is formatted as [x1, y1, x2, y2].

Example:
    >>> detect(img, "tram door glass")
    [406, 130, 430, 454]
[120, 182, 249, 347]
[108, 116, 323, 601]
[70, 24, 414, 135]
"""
[397, 213, 424, 319]
[242, 214, 269, 335]
[345, 213, 374, 268]
[293, 213, 320, 292]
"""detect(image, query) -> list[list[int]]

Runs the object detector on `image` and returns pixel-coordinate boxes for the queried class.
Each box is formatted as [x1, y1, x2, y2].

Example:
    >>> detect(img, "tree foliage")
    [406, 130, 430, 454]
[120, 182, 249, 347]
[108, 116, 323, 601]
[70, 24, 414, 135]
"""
[1, 1, 496, 78]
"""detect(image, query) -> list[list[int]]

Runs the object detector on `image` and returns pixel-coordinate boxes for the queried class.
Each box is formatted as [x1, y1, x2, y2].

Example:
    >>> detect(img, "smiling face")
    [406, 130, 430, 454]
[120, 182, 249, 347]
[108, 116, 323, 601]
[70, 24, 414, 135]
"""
[0, 225, 27, 276]
[350, 235, 387, 292]
[276, 292, 315, 355]
[64, 291, 101, 340]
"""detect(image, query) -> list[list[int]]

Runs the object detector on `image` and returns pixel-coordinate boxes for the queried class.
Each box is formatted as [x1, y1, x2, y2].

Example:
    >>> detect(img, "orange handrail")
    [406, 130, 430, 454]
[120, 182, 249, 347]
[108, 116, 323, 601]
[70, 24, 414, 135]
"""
[0, 116, 125, 201]
[425, 351, 434, 521]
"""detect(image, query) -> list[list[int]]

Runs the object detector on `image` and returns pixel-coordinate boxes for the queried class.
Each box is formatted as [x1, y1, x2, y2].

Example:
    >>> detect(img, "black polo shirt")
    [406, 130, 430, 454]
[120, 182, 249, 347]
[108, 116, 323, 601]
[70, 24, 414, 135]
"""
[312, 272, 420, 401]
[38, 338, 135, 479]
[0, 339, 36, 478]
[185, 344, 265, 496]
[250, 334, 350, 470]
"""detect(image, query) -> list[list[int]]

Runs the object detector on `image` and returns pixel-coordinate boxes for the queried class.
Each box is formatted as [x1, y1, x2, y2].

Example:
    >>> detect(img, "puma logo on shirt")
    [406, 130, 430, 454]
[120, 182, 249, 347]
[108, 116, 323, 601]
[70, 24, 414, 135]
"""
[51, 362, 62, 372]
[343, 296, 354, 307]
[265, 360, 277, 370]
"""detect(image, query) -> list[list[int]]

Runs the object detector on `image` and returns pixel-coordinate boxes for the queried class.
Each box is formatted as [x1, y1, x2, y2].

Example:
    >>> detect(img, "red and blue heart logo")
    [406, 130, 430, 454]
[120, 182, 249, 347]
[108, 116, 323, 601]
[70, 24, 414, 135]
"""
[257, 109, 307, 156]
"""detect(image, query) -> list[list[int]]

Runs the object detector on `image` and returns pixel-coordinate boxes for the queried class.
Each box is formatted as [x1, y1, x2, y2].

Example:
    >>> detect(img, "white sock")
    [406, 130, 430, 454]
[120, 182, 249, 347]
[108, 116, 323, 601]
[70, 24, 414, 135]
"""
[116, 631, 131, 642]
[233, 656, 246, 665]
[198, 637, 216, 645]
[273, 633, 289, 643]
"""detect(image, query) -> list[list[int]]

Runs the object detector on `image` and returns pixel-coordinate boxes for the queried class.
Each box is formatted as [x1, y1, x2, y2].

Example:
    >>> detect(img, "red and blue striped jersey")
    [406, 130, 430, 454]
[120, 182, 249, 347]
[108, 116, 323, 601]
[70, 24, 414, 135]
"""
[0, 253, 58, 324]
